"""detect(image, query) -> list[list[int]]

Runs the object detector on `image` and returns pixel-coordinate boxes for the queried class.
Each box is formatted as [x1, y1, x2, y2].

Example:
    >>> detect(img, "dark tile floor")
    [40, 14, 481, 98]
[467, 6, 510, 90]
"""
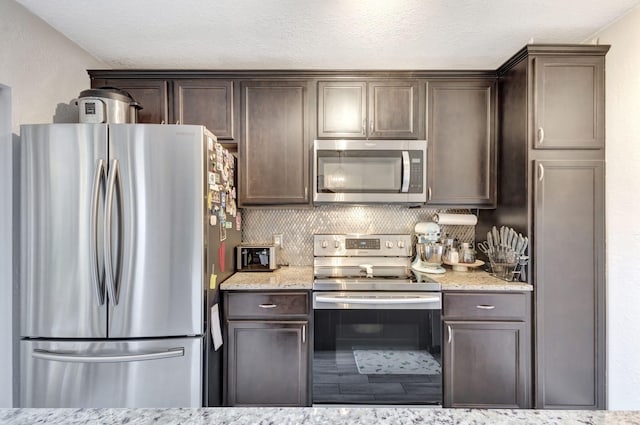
[313, 350, 442, 404]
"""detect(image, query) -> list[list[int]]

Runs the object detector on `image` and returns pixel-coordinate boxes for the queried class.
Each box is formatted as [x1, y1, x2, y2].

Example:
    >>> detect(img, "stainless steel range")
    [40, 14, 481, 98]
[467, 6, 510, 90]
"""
[312, 234, 442, 406]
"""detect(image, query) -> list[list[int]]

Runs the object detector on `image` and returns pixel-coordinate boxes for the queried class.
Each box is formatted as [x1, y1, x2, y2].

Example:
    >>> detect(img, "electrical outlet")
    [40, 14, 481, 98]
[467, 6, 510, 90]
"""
[273, 233, 284, 249]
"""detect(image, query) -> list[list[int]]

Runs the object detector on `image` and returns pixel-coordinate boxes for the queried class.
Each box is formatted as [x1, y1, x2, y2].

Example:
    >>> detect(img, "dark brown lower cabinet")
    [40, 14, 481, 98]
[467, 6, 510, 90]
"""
[224, 291, 311, 406]
[443, 321, 528, 408]
[533, 160, 605, 409]
[226, 321, 309, 406]
[442, 292, 531, 408]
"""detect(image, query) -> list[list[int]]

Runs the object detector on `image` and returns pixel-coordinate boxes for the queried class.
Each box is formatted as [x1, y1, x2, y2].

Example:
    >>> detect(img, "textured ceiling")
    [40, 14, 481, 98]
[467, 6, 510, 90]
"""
[15, 0, 640, 70]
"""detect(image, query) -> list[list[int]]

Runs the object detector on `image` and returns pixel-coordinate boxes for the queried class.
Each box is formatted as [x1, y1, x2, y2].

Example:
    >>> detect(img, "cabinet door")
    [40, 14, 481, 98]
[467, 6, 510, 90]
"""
[427, 80, 496, 207]
[92, 79, 169, 124]
[533, 160, 605, 409]
[173, 80, 235, 140]
[443, 321, 529, 408]
[239, 80, 310, 206]
[317, 81, 367, 138]
[532, 56, 604, 149]
[369, 80, 420, 139]
[226, 321, 309, 406]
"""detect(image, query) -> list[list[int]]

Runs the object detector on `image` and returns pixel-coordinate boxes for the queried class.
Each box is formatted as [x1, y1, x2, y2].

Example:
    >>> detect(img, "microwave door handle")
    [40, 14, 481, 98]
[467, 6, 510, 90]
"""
[401, 151, 410, 193]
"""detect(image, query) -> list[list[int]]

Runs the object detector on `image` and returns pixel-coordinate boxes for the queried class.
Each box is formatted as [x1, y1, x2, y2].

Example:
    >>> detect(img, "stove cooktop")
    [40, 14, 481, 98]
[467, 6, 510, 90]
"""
[312, 234, 442, 291]
[313, 270, 441, 291]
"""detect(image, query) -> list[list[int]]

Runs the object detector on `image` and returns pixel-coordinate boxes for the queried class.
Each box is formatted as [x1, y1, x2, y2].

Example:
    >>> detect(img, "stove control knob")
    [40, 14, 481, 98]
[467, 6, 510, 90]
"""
[385, 240, 394, 248]
[397, 240, 405, 248]
[321, 240, 328, 248]
[334, 240, 340, 248]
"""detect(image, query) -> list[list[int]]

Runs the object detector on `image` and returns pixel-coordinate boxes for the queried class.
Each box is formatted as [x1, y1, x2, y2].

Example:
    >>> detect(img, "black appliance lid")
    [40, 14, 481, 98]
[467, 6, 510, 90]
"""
[79, 87, 143, 110]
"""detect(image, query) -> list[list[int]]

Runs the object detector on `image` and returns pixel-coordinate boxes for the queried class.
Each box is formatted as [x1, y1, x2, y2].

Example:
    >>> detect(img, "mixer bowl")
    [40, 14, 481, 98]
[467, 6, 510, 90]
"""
[417, 243, 444, 265]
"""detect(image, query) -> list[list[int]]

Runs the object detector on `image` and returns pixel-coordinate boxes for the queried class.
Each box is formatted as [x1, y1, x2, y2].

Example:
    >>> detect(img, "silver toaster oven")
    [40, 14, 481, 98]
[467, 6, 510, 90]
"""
[236, 245, 277, 271]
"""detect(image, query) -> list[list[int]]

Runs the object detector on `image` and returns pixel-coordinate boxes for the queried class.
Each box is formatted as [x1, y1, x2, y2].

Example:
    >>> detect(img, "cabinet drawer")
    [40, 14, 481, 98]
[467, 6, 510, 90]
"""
[443, 292, 528, 320]
[225, 292, 310, 319]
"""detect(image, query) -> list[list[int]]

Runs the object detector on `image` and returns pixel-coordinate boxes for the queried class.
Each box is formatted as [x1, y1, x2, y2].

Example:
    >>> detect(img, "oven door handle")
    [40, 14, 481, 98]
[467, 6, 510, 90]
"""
[315, 294, 439, 304]
[314, 293, 441, 310]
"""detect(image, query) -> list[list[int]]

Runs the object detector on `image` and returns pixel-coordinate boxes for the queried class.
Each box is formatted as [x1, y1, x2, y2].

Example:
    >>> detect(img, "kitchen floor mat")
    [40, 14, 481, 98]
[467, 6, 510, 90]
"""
[352, 349, 441, 375]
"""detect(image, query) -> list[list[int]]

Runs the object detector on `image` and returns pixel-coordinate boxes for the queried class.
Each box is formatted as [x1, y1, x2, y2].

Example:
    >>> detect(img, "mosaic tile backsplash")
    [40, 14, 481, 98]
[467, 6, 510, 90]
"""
[242, 205, 475, 266]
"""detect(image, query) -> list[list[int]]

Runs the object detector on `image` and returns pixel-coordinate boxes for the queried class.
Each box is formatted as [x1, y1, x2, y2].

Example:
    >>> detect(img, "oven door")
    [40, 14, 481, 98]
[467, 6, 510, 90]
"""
[312, 291, 442, 405]
[313, 140, 426, 203]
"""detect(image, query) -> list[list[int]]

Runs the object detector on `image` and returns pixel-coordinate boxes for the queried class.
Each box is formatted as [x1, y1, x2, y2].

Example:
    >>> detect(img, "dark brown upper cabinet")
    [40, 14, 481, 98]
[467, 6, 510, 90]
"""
[427, 79, 497, 208]
[239, 80, 311, 206]
[91, 77, 237, 141]
[532, 56, 605, 150]
[173, 80, 236, 140]
[91, 78, 169, 124]
[317, 80, 421, 139]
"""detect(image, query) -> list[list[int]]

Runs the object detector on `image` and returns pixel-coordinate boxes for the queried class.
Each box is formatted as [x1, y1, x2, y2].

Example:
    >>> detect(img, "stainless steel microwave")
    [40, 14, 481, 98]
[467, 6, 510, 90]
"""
[313, 139, 427, 204]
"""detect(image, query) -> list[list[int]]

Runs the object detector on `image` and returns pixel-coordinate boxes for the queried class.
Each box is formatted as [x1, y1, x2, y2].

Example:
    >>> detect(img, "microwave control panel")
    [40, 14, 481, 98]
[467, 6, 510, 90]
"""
[408, 151, 424, 193]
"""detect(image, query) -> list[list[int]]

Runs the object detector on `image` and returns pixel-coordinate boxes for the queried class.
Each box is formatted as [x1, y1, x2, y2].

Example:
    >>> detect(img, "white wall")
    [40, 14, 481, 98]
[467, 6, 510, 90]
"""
[590, 5, 640, 410]
[0, 85, 16, 408]
[0, 0, 106, 407]
[0, 0, 105, 133]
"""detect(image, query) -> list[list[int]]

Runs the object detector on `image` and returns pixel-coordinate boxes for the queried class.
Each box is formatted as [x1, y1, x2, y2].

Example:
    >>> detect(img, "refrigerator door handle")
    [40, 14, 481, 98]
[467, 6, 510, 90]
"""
[104, 158, 121, 305]
[32, 347, 185, 363]
[90, 159, 106, 306]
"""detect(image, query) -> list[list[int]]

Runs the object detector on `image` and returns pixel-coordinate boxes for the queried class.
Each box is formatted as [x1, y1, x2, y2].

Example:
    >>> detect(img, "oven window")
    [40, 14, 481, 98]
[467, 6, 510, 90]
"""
[313, 309, 442, 405]
[317, 151, 402, 193]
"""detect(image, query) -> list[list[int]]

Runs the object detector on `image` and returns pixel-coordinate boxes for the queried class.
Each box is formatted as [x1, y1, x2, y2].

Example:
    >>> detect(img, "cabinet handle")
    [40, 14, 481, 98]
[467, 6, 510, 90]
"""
[447, 325, 452, 344]
[258, 303, 277, 309]
[428, 187, 432, 201]
[370, 120, 374, 134]
[305, 186, 308, 198]
[302, 325, 306, 344]
[476, 304, 496, 310]
[362, 119, 366, 136]
[538, 127, 545, 144]
[538, 163, 545, 182]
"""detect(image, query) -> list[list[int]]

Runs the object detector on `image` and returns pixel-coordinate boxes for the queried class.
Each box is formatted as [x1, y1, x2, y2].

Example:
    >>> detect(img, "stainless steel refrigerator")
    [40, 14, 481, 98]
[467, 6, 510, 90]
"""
[19, 123, 240, 407]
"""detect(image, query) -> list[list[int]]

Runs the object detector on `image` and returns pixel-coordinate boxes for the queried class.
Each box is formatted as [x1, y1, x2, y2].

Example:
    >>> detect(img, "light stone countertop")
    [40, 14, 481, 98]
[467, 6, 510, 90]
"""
[429, 268, 533, 291]
[220, 265, 532, 291]
[1, 407, 639, 425]
[220, 266, 314, 290]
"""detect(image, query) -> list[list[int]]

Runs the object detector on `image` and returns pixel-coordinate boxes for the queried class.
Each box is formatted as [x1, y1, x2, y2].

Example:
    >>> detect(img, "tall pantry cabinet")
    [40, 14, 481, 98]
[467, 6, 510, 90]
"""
[477, 44, 608, 409]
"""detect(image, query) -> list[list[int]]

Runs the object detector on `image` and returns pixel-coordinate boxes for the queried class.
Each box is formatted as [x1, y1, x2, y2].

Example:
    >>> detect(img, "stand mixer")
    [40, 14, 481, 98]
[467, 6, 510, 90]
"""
[411, 221, 446, 274]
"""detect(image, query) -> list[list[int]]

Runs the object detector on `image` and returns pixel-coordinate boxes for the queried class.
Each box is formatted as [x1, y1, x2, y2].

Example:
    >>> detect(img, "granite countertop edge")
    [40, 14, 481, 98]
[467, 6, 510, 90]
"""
[220, 266, 532, 292]
[1, 407, 639, 425]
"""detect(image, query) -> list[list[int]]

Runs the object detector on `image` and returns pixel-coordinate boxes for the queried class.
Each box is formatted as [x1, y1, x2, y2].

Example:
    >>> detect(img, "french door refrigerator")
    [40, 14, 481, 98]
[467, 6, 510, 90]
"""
[19, 123, 240, 407]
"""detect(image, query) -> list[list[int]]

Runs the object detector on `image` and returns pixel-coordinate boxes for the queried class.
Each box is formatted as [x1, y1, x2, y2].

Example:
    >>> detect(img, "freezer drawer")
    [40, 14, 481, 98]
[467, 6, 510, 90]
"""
[20, 337, 202, 407]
